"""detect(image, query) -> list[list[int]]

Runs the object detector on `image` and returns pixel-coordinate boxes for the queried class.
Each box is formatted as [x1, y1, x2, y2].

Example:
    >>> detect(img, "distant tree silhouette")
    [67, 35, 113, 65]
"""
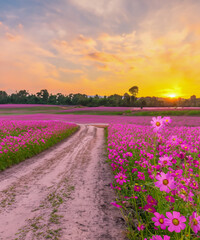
[129, 86, 138, 106]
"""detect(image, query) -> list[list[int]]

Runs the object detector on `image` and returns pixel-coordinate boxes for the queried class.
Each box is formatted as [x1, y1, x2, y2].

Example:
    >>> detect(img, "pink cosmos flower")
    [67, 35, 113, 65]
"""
[155, 172, 176, 193]
[178, 187, 194, 202]
[147, 195, 158, 206]
[189, 181, 198, 190]
[158, 156, 172, 167]
[126, 152, 133, 157]
[151, 116, 164, 132]
[115, 172, 127, 185]
[150, 235, 170, 240]
[134, 185, 141, 192]
[143, 204, 156, 213]
[132, 168, 138, 173]
[165, 211, 186, 233]
[138, 171, 145, 180]
[165, 195, 175, 203]
[110, 202, 122, 208]
[163, 116, 171, 125]
[137, 224, 145, 231]
[189, 211, 200, 234]
[152, 212, 167, 230]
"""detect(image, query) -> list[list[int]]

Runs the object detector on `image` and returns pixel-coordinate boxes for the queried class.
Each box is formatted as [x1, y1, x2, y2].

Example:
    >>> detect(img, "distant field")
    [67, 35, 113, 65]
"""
[1, 114, 200, 127]
[0, 104, 75, 115]
[1, 104, 200, 117]
[0, 104, 59, 108]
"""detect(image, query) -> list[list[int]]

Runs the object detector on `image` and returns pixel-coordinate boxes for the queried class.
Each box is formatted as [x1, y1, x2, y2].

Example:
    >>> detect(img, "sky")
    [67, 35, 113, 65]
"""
[0, 0, 200, 98]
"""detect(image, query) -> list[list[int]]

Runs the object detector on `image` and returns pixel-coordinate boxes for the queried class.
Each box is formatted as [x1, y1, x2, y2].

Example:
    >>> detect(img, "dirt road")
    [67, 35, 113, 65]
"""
[0, 125, 125, 240]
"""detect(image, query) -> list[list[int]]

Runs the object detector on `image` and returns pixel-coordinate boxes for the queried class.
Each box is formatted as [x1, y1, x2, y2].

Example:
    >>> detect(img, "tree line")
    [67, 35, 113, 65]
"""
[0, 88, 199, 107]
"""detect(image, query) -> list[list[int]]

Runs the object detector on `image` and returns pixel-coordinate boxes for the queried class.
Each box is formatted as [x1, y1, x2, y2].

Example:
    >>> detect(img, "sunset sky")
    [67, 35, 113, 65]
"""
[0, 0, 200, 97]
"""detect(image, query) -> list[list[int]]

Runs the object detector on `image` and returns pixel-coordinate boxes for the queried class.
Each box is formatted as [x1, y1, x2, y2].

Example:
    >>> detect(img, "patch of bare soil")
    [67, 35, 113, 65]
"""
[0, 125, 126, 240]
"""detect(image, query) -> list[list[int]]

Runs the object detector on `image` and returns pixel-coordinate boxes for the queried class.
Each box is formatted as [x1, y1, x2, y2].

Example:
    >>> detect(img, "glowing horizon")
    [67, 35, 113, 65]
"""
[0, 0, 200, 98]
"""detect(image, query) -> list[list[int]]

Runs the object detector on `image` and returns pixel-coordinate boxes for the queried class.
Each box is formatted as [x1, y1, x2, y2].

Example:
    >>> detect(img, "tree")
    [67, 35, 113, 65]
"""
[107, 94, 122, 106]
[0, 91, 8, 104]
[190, 95, 196, 107]
[36, 89, 49, 104]
[123, 93, 131, 106]
[16, 90, 29, 103]
[129, 86, 138, 97]
[48, 94, 57, 105]
[129, 86, 138, 106]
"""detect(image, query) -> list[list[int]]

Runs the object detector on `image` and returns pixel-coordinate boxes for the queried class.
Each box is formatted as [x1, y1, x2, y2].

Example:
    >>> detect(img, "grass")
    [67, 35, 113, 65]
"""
[56, 111, 125, 115]
[132, 110, 200, 116]
[56, 109, 200, 116]
[0, 106, 64, 115]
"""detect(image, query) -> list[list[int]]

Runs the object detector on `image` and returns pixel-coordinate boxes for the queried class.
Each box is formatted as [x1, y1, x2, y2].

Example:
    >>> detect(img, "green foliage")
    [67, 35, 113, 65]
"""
[56, 111, 124, 115]
[132, 110, 200, 116]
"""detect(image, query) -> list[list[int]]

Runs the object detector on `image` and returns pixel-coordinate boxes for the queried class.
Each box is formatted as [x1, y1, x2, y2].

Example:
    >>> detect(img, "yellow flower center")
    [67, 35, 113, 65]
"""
[119, 176, 123, 180]
[193, 219, 198, 225]
[156, 122, 161, 127]
[163, 179, 169, 185]
[163, 160, 168, 164]
[172, 218, 179, 226]
[180, 189, 187, 195]
[166, 119, 169, 122]
[159, 218, 164, 224]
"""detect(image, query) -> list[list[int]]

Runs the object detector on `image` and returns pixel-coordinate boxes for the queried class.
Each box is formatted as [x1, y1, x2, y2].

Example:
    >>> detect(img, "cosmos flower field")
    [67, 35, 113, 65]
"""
[107, 117, 200, 240]
[0, 120, 78, 170]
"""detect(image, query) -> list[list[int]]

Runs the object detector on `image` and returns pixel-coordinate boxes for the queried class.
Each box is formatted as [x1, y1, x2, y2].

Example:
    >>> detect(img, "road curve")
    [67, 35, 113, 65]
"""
[0, 125, 125, 240]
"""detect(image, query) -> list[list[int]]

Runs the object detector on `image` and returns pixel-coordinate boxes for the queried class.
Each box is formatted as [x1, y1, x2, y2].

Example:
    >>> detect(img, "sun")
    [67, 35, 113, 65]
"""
[168, 93, 177, 98]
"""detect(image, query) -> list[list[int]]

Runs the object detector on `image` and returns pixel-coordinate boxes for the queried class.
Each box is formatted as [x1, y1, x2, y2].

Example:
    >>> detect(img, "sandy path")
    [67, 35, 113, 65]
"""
[0, 125, 125, 240]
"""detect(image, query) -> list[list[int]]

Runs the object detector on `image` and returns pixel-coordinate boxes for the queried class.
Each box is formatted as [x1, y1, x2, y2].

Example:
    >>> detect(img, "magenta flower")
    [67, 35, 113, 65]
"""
[154, 172, 176, 193]
[143, 204, 156, 213]
[163, 116, 171, 125]
[115, 172, 127, 185]
[158, 156, 172, 167]
[152, 212, 167, 230]
[189, 211, 200, 234]
[151, 116, 164, 132]
[134, 185, 141, 192]
[151, 235, 170, 240]
[165, 211, 186, 233]
[132, 168, 138, 173]
[147, 195, 158, 206]
[137, 223, 145, 231]
[138, 171, 145, 180]
[165, 195, 175, 203]
[110, 202, 122, 208]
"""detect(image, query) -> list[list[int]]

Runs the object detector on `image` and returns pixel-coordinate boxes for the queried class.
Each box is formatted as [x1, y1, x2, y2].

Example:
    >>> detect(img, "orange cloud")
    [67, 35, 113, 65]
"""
[5, 32, 19, 41]
[59, 68, 83, 74]
[85, 51, 123, 63]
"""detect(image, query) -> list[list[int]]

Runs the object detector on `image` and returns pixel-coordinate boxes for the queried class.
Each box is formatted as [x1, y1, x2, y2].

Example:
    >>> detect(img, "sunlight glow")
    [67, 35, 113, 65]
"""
[168, 93, 177, 98]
